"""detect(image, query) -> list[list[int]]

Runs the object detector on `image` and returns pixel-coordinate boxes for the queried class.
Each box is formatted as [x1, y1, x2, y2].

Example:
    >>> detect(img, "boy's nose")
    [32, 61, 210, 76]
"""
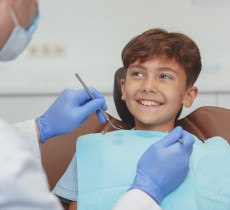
[141, 77, 158, 93]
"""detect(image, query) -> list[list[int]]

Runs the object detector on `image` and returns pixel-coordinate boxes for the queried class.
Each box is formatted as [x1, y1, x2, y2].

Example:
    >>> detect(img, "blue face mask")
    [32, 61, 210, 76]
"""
[0, 6, 40, 61]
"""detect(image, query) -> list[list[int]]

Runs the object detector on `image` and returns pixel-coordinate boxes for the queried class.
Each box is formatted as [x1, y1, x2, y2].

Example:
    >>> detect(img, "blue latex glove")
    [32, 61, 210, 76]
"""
[36, 88, 107, 143]
[130, 126, 195, 204]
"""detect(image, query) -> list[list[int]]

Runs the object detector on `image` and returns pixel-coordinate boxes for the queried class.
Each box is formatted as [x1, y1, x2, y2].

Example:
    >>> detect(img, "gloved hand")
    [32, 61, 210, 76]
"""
[130, 126, 195, 204]
[36, 88, 107, 143]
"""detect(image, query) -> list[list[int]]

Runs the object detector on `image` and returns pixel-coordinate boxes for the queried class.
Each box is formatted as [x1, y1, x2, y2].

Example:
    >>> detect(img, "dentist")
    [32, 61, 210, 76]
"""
[0, 1, 194, 210]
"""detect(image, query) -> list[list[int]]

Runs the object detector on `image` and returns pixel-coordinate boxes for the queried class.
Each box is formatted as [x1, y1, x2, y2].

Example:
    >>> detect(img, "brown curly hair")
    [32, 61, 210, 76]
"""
[122, 28, 202, 87]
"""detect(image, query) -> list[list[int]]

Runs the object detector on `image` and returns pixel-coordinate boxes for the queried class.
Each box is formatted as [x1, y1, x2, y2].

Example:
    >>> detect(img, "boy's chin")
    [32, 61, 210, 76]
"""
[134, 117, 174, 131]
[135, 119, 160, 130]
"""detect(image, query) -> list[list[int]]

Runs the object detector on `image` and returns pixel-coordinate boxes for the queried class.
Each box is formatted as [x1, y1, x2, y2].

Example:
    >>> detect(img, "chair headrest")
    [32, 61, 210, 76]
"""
[113, 67, 135, 127]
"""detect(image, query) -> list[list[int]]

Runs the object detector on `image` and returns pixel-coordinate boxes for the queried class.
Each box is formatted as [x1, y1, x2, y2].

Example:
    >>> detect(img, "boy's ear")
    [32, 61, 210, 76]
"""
[120, 79, 126, 101]
[183, 86, 198, 108]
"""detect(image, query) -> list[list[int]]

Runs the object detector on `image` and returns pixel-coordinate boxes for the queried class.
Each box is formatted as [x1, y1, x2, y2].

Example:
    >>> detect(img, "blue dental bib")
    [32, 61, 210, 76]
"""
[76, 130, 230, 210]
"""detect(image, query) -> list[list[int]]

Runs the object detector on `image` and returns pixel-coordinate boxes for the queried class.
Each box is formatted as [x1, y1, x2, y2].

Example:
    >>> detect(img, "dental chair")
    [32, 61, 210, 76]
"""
[40, 67, 230, 209]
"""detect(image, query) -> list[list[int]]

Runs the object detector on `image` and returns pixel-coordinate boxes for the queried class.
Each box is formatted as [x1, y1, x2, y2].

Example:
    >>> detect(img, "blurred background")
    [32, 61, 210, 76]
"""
[0, 0, 230, 123]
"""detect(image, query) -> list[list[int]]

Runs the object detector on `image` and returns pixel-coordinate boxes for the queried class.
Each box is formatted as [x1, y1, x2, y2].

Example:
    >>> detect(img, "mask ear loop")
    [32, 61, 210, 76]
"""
[8, 7, 20, 27]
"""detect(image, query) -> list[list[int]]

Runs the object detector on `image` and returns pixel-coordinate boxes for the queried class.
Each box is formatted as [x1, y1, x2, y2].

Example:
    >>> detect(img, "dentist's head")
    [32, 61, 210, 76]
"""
[0, 0, 39, 61]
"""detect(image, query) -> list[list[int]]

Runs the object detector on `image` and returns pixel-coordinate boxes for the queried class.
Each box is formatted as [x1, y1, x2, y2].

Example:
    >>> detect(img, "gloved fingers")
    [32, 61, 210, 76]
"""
[72, 88, 103, 105]
[160, 126, 183, 147]
[96, 110, 106, 124]
[79, 98, 106, 115]
[180, 130, 195, 149]
[88, 87, 108, 110]
[75, 88, 94, 104]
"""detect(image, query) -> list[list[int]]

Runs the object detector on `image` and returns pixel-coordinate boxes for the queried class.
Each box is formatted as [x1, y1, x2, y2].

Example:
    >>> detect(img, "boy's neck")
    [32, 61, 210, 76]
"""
[134, 121, 174, 133]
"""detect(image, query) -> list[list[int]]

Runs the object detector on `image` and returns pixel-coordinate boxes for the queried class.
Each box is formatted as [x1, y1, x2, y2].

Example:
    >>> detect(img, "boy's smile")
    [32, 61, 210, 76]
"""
[121, 57, 198, 132]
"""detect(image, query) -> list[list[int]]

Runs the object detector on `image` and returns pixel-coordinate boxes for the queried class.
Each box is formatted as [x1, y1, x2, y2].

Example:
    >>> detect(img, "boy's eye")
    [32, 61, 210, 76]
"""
[160, 74, 172, 80]
[131, 71, 144, 78]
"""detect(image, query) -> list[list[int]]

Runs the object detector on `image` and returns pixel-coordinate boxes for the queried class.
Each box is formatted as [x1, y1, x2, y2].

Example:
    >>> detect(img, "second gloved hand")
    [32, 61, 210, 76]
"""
[130, 126, 195, 204]
[36, 88, 107, 143]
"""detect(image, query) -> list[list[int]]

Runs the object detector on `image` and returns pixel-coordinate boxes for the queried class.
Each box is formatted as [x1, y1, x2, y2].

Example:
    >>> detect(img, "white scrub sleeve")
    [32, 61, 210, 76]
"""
[113, 189, 162, 210]
[0, 118, 63, 210]
[14, 119, 41, 162]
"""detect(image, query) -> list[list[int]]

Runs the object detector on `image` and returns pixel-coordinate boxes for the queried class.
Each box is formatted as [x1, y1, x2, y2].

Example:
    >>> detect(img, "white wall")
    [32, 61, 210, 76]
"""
[0, 0, 229, 123]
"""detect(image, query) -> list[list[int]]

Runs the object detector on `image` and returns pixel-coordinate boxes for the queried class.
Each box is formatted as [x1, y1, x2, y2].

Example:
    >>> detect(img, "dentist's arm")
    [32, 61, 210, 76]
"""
[113, 127, 195, 210]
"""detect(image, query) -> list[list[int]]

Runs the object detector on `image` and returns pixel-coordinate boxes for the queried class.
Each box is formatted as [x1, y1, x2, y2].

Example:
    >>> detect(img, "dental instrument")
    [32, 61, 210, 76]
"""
[75, 73, 124, 131]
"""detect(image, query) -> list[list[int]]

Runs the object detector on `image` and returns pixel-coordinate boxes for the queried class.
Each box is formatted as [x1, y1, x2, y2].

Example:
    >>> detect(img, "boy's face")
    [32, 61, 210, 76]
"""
[120, 57, 198, 132]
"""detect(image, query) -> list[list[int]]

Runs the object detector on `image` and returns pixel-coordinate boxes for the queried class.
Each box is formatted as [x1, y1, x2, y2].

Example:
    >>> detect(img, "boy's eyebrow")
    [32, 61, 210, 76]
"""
[157, 67, 178, 74]
[129, 65, 178, 74]
[128, 64, 146, 70]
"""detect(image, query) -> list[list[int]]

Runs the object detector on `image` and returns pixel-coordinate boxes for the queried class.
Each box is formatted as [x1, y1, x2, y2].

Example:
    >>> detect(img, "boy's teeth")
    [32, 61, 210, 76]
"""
[139, 100, 161, 106]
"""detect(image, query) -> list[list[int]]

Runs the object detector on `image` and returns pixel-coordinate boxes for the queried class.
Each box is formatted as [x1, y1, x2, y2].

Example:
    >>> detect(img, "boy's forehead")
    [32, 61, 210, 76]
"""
[129, 57, 183, 70]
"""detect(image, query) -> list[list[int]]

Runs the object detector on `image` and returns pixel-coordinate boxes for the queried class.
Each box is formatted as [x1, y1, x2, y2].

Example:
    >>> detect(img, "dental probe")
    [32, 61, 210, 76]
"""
[75, 73, 124, 130]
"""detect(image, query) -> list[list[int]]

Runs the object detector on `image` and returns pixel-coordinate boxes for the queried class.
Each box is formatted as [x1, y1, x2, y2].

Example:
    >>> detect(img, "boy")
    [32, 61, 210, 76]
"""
[53, 28, 230, 210]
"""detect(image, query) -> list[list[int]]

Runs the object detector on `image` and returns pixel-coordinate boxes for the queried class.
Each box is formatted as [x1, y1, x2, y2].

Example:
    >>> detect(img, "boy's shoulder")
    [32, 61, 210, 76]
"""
[194, 135, 229, 149]
[192, 135, 229, 166]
